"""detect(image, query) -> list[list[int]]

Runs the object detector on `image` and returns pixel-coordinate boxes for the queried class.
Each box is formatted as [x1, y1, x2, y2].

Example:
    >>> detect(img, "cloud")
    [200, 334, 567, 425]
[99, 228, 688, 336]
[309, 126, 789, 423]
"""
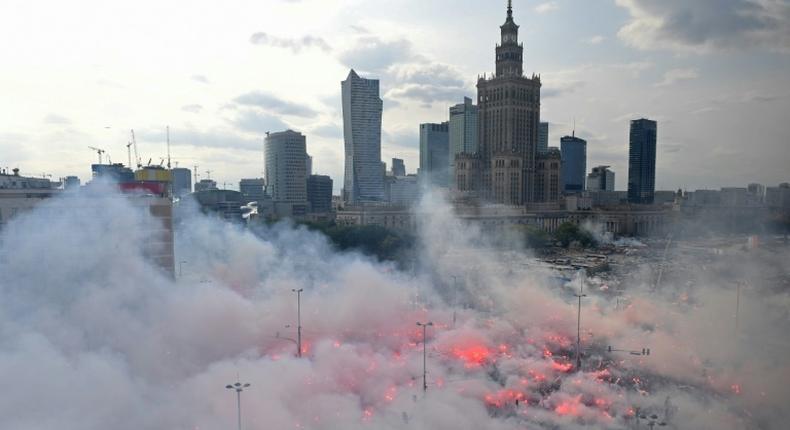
[191, 75, 210, 84]
[338, 36, 414, 73]
[249, 32, 331, 53]
[616, 0, 790, 53]
[386, 84, 467, 107]
[181, 104, 203, 114]
[535, 1, 559, 13]
[655, 68, 699, 87]
[43, 114, 71, 125]
[234, 91, 318, 118]
[383, 128, 418, 152]
[542, 79, 586, 99]
[311, 123, 343, 139]
[583, 35, 606, 45]
[384, 63, 471, 107]
[230, 109, 289, 134]
[137, 127, 261, 151]
[390, 63, 466, 88]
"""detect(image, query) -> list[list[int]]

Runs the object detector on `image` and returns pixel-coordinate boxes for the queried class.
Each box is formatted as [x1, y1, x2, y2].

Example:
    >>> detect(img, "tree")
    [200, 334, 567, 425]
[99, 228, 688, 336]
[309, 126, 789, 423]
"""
[554, 222, 596, 248]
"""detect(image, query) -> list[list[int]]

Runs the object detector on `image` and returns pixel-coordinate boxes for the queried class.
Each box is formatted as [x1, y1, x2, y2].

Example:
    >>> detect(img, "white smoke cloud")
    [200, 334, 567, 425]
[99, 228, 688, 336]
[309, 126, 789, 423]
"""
[0, 185, 787, 429]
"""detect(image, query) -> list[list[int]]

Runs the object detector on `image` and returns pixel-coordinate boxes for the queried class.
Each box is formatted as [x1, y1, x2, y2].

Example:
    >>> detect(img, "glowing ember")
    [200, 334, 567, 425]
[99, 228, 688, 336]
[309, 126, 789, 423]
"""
[451, 344, 492, 367]
[554, 395, 583, 416]
[484, 389, 526, 408]
[551, 359, 574, 373]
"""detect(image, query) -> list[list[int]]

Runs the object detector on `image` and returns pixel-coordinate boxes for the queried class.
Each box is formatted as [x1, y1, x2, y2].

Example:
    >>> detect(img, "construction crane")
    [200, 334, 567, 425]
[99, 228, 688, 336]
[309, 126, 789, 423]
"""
[88, 146, 106, 164]
[130, 130, 141, 168]
[125, 141, 133, 167]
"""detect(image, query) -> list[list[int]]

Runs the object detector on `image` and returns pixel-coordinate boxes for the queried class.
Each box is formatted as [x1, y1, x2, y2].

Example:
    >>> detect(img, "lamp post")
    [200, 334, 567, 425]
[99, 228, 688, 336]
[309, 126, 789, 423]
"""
[225, 379, 251, 430]
[416, 321, 433, 392]
[292, 288, 303, 358]
[575, 271, 587, 372]
[735, 281, 743, 333]
[178, 260, 187, 278]
[450, 275, 458, 328]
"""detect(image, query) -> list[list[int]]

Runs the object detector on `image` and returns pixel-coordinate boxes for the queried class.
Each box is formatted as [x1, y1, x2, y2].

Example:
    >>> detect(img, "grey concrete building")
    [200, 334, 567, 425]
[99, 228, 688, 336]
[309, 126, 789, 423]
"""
[534, 147, 562, 203]
[342, 69, 384, 205]
[265, 130, 308, 203]
[391, 158, 406, 177]
[449, 97, 478, 184]
[419, 122, 450, 187]
[628, 118, 658, 204]
[587, 166, 615, 192]
[307, 175, 333, 214]
[239, 178, 266, 204]
[537, 122, 549, 155]
[171, 167, 192, 197]
[476, 1, 542, 205]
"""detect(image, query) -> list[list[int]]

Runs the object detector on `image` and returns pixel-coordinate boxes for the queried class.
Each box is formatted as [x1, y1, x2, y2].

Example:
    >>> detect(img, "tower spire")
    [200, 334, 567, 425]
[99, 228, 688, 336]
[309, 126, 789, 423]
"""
[507, 0, 513, 18]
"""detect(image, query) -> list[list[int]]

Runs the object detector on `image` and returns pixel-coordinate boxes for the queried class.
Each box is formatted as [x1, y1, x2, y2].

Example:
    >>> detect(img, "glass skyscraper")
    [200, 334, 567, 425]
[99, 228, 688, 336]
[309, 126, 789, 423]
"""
[342, 69, 384, 205]
[627, 118, 657, 204]
[449, 97, 478, 185]
[419, 122, 450, 187]
[560, 135, 587, 193]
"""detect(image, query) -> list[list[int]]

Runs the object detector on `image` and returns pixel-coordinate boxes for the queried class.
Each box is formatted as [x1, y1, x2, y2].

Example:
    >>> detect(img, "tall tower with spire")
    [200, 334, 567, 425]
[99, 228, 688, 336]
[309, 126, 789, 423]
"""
[466, 0, 542, 206]
[496, 0, 523, 78]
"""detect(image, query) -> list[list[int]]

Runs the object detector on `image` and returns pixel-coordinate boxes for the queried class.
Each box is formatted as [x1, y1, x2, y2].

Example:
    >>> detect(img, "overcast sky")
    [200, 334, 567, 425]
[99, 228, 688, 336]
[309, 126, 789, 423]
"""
[1, 0, 788, 192]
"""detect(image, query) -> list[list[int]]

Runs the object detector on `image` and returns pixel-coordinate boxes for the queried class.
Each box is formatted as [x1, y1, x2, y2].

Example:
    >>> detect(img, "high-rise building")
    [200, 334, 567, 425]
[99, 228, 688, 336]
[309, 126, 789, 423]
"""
[307, 175, 333, 213]
[239, 178, 266, 204]
[171, 167, 192, 197]
[449, 97, 478, 184]
[534, 147, 562, 203]
[342, 69, 384, 205]
[388, 175, 420, 206]
[92, 164, 135, 183]
[587, 166, 615, 192]
[195, 179, 217, 192]
[305, 154, 313, 178]
[64, 176, 81, 191]
[627, 118, 658, 204]
[561, 135, 587, 193]
[765, 183, 790, 209]
[419, 122, 450, 187]
[391, 158, 406, 177]
[537, 122, 549, 155]
[747, 183, 765, 205]
[475, 1, 541, 205]
[265, 130, 308, 203]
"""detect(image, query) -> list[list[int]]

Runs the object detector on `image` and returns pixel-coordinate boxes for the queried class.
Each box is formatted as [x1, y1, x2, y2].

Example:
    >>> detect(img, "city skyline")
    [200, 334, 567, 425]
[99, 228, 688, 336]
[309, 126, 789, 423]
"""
[1, 0, 788, 193]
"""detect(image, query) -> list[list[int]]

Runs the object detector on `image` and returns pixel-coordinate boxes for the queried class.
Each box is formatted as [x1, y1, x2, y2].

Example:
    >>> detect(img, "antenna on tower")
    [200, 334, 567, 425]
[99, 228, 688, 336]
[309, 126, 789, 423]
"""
[166, 125, 171, 170]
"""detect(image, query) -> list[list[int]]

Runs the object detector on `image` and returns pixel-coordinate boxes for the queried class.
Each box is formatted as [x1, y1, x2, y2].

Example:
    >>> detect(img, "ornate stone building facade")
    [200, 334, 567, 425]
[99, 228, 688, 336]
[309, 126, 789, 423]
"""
[473, 1, 542, 206]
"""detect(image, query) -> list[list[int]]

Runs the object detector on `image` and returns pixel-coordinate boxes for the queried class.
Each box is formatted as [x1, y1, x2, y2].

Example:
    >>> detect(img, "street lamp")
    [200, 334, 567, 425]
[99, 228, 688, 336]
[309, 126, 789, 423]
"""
[450, 275, 458, 328]
[575, 271, 587, 372]
[416, 321, 433, 392]
[178, 260, 187, 278]
[292, 288, 304, 358]
[225, 379, 251, 430]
